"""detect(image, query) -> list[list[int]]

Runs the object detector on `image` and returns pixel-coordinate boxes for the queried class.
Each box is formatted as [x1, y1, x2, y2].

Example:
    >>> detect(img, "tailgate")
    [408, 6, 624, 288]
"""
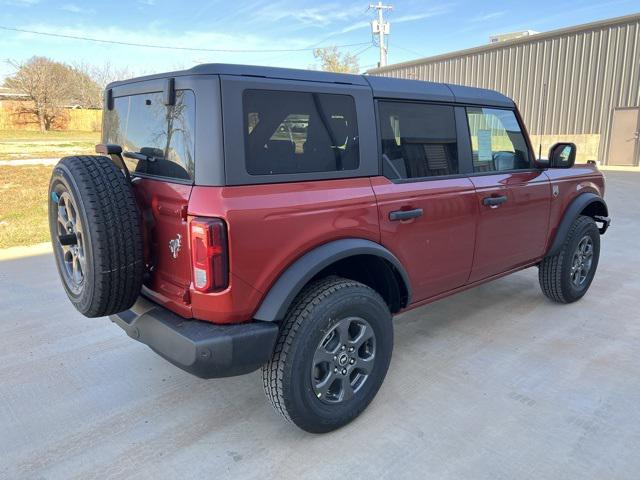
[133, 177, 193, 314]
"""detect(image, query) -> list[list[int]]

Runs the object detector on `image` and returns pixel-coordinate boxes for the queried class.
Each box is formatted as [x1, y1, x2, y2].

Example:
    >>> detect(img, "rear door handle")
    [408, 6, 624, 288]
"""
[482, 195, 508, 207]
[389, 208, 423, 221]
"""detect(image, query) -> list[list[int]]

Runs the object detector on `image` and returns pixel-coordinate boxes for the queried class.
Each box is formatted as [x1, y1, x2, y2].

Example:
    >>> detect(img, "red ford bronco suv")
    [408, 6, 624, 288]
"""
[48, 64, 610, 433]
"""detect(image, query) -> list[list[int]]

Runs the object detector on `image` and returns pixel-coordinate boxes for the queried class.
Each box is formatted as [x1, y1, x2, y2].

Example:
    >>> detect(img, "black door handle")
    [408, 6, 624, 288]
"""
[482, 195, 508, 207]
[389, 208, 423, 221]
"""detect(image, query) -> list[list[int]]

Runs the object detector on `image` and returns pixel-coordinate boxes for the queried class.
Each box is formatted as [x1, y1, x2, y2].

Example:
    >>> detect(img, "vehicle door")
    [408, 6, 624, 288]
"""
[462, 106, 551, 282]
[372, 101, 477, 302]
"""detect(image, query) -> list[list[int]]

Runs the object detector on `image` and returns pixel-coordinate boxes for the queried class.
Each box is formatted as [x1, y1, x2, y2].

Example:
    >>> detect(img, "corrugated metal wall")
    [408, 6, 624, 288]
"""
[368, 14, 640, 164]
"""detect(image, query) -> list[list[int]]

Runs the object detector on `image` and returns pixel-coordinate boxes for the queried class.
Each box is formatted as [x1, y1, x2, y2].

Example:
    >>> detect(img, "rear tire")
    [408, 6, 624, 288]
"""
[48, 155, 144, 317]
[262, 277, 393, 433]
[539, 215, 600, 304]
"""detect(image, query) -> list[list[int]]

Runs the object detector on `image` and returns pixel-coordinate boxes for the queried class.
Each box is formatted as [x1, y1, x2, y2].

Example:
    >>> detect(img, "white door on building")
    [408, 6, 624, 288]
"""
[607, 107, 640, 166]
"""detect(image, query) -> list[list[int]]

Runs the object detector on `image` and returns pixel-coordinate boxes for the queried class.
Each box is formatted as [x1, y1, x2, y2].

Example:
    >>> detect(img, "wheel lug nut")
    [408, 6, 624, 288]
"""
[334, 367, 338, 373]
[349, 358, 355, 364]
[341, 368, 347, 375]
[348, 347, 354, 352]
[333, 355, 337, 361]
[341, 345, 346, 350]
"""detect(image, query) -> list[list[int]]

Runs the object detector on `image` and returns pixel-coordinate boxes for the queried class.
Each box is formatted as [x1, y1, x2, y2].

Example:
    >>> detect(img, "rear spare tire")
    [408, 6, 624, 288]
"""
[48, 155, 144, 317]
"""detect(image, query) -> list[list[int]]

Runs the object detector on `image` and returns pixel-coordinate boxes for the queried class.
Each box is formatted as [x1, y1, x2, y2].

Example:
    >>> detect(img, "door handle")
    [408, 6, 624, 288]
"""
[482, 195, 508, 207]
[389, 208, 423, 221]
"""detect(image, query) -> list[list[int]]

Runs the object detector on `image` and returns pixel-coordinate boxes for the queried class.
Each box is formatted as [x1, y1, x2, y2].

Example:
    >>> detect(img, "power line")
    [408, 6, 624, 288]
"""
[0, 25, 372, 53]
[391, 42, 426, 58]
[352, 44, 375, 58]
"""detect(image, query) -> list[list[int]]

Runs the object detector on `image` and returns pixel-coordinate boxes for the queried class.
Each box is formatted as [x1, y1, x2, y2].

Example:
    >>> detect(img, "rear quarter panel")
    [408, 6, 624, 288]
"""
[188, 178, 380, 322]
[544, 164, 605, 252]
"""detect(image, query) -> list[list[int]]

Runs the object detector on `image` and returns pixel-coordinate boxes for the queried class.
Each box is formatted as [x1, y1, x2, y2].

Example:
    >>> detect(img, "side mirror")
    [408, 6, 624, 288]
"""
[548, 142, 576, 168]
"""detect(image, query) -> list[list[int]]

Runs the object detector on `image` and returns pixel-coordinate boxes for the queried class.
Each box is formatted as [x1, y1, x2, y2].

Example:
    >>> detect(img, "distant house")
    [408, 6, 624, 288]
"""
[0, 87, 29, 105]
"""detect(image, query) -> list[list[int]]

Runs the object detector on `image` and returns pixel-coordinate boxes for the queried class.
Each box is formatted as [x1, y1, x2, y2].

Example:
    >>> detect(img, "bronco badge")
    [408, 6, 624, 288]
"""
[169, 234, 182, 259]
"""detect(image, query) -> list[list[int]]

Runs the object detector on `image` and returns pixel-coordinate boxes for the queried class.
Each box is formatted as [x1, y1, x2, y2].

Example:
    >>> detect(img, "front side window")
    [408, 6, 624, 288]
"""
[104, 90, 195, 180]
[243, 90, 359, 175]
[466, 107, 531, 173]
[378, 101, 458, 180]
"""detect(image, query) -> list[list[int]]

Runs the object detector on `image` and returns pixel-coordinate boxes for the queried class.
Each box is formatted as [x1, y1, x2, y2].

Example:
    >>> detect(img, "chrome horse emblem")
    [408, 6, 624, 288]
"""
[169, 234, 182, 259]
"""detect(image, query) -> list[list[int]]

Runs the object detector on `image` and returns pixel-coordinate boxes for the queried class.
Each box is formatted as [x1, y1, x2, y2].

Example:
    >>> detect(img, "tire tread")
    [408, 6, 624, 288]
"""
[52, 155, 143, 317]
[539, 215, 598, 304]
[262, 277, 378, 423]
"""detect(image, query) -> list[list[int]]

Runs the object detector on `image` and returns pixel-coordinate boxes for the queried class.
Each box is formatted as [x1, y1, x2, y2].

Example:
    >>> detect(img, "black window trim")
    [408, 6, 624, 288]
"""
[242, 88, 360, 177]
[221, 75, 378, 186]
[374, 98, 469, 184]
[105, 88, 197, 184]
[462, 104, 540, 177]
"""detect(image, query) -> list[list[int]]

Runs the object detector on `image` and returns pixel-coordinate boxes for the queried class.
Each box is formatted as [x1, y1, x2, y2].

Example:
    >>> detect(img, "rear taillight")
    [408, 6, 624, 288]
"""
[190, 218, 228, 292]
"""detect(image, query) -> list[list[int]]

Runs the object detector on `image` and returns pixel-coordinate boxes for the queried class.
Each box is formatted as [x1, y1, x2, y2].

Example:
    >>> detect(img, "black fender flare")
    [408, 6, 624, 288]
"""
[546, 192, 609, 257]
[253, 238, 411, 322]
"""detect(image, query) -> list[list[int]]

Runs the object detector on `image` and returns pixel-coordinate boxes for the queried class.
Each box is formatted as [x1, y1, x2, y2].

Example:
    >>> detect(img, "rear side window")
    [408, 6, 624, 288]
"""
[378, 101, 458, 180]
[104, 90, 195, 181]
[243, 90, 359, 175]
[466, 107, 531, 172]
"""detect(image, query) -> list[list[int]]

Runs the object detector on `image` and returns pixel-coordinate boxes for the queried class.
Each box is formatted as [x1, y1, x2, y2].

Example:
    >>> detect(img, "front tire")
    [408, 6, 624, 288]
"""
[539, 215, 600, 303]
[262, 277, 393, 433]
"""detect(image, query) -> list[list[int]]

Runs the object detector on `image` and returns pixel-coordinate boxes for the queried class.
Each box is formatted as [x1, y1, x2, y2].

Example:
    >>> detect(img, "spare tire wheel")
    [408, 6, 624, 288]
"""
[48, 155, 144, 317]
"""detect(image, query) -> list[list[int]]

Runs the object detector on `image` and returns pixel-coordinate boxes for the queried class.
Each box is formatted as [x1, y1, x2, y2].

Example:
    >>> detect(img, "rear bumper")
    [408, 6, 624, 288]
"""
[109, 297, 279, 379]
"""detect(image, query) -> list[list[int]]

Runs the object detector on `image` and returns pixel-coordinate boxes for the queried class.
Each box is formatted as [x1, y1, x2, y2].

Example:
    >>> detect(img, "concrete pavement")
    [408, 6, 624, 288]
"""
[1, 171, 639, 480]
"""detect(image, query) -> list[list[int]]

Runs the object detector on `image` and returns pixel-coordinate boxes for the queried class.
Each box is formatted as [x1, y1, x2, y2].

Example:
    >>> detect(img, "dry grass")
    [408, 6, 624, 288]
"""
[0, 165, 53, 248]
[0, 130, 99, 160]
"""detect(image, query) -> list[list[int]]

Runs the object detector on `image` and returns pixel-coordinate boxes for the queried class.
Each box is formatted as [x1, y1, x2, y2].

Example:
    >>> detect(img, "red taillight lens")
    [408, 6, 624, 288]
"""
[190, 218, 228, 292]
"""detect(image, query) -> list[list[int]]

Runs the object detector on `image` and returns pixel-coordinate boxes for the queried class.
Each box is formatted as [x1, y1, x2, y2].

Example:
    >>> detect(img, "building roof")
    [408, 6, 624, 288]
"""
[0, 86, 28, 99]
[367, 12, 640, 74]
[108, 63, 513, 108]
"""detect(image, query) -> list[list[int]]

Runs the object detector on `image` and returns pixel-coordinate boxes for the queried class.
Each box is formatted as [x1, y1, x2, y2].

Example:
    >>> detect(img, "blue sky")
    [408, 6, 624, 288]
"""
[1, 0, 638, 82]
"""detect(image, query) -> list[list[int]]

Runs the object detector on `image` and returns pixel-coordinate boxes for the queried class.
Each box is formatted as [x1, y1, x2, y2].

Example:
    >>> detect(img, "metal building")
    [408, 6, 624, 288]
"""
[367, 13, 640, 166]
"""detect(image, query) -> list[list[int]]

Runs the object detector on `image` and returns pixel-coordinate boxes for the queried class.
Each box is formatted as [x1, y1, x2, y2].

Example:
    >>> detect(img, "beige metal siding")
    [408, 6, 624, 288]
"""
[368, 14, 640, 163]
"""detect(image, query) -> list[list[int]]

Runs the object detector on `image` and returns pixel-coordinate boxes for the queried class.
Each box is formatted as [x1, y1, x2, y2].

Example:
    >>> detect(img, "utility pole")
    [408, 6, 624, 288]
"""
[369, 1, 392, 67]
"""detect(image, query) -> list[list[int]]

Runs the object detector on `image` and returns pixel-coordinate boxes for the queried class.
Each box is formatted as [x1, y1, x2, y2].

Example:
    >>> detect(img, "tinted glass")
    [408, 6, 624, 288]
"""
[466, 107, 530, 172]
[104, 90, 195, 180]
[378, 102, 458, 180]
[243, 90, 359, 175]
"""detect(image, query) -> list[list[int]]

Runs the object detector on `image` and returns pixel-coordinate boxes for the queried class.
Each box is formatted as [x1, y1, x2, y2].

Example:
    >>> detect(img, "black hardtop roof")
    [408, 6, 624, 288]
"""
[107, 63, 513, 108]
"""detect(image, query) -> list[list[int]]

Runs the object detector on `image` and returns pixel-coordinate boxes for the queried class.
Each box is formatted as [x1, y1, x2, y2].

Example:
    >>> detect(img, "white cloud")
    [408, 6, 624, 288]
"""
[470, 11, 507, 22]
[61, 4, 82, 13]
[14, 22, 313, 55]
[337, 4, 453, 35]
[3, 0, 40, 6]
[248, 1, 365, 27]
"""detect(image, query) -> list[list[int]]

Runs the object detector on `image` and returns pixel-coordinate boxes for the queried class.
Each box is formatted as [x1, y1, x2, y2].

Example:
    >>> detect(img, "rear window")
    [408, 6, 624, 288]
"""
[104, 90, 195, 181]
[243, 89, 359, 175]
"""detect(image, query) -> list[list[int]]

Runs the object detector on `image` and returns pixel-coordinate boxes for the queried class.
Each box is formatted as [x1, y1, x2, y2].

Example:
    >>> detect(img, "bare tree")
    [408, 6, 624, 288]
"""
[79, 61, 136, 90]
[67, 64, 103, 109]
[4, 56, 101, 131]
[312, 47, 359, 73]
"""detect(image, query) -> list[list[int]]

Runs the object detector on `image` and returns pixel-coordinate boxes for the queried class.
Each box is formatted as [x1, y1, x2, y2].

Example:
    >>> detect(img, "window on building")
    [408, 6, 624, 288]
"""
[104, 90, 195, 180]
[466, 107, 531, 173]
[243, 89, 359, 175]
[378, 101, 458, 180]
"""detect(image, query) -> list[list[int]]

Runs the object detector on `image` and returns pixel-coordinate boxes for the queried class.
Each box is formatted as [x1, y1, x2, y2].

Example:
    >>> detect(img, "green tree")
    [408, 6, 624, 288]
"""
[312, 47, 359, 73]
